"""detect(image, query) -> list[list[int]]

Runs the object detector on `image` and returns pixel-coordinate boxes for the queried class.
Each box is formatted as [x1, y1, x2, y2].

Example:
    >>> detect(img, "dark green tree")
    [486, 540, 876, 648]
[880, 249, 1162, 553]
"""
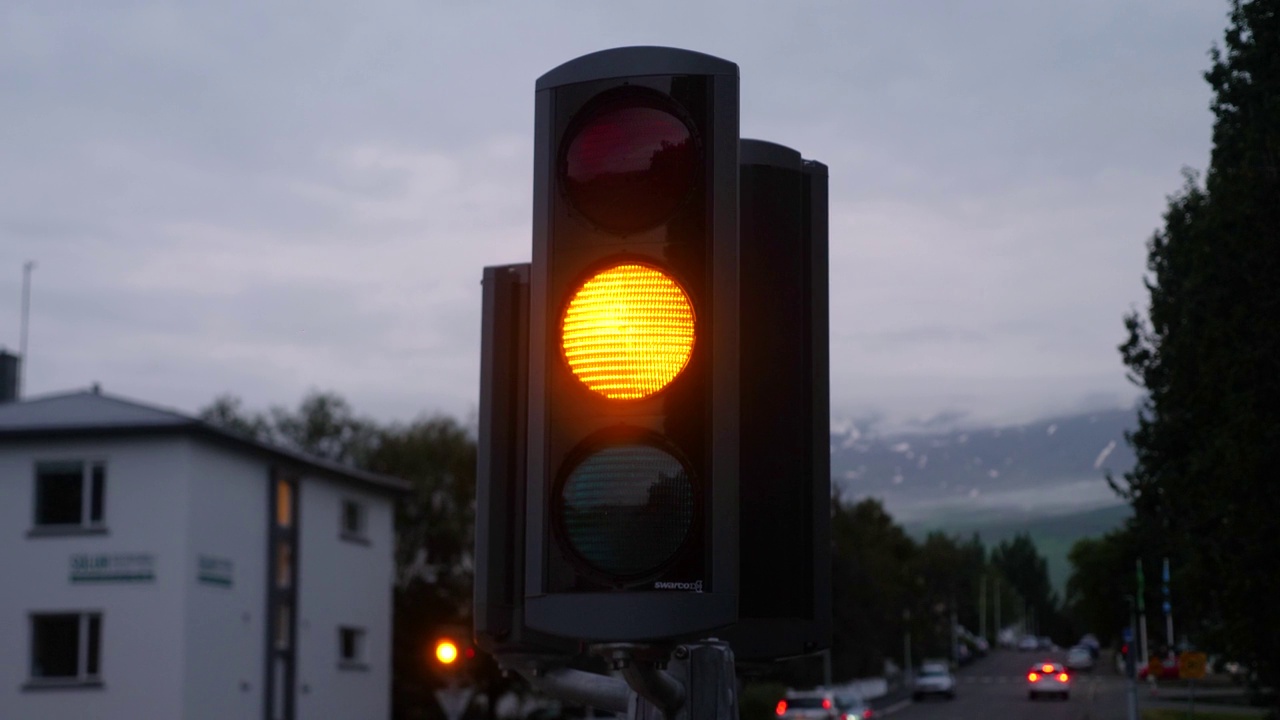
[991, 534, 1062, 641]
[830, 496, 917, 678]
[1064, 526, 1136, 646]
[1114, 0, 1280, 693]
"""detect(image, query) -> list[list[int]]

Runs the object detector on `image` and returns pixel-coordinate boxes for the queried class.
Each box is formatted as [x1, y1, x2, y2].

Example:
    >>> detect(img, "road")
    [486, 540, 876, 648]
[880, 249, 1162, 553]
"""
[886, 649, 1134, 720]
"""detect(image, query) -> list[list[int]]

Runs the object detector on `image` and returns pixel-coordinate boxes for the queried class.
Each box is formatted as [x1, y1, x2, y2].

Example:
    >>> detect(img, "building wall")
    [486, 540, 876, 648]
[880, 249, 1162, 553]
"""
[0, 435, 190, 720]
[294, 474, 395, 720]
[181, 438, 270, 720]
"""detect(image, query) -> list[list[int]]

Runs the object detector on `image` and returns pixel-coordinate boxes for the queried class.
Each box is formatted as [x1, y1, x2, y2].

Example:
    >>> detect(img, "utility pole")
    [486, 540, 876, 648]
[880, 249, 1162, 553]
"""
[902, 608, 912, 687]
[1162, 557, 1174, 653]
[1137, 560, 1150, 667]
[1125, 596, 1138, 720]
[993, 580, 1001, 646]
[19, 261, 35, 397]
[979, 576, 987, 643]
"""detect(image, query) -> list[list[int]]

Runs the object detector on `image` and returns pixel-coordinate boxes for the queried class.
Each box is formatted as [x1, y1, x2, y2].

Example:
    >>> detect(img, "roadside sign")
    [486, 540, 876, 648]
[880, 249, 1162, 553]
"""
[1179, 652, 1207, 680]
[1122, 627, 1133, 643]
[1147, 656, 1164, 678]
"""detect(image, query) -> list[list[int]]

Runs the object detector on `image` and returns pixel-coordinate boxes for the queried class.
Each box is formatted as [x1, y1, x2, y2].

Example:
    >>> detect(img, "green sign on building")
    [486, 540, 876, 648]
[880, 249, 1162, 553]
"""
[70, 553, 155, 583]
[197, 555, 234, 587]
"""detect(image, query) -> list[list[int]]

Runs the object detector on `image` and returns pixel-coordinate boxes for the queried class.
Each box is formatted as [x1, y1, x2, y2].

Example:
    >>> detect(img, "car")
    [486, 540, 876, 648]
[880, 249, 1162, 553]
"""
[776, 689, 874, 720]
[1065, 645, 1095, 671]
[1137, 657, 1180, 681]
[1017, 635, 1040, 651]
[1078, 633, 1101, 658]
[1027, 662, 1071, 700]
[913, 661, 956, 701]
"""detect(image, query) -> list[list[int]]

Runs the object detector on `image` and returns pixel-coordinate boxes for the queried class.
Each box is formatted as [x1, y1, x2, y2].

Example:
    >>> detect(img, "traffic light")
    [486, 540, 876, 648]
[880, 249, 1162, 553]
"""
[475, 263, 581, 656]
[523, 46, 741, 642]
[723, 139, 831, 661]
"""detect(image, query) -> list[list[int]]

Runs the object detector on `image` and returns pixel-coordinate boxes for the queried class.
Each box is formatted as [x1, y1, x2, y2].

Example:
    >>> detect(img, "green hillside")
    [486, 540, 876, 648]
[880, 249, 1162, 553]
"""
[904, 503, 1132, 595]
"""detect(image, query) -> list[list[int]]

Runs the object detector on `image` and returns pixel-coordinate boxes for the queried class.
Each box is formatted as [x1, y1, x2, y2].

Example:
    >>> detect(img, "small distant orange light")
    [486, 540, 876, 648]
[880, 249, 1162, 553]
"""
[1042, 664, 1054, 673]
[435, 640, 459, 664]
[1028, 672, 1039, 681]
[1059, 673, 1069, 682]
[775, 700, 787, 716]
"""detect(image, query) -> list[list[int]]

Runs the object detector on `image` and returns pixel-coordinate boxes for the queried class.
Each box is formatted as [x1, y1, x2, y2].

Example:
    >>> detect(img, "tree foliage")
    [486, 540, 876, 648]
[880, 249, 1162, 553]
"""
[1114, 0, 1280, 692]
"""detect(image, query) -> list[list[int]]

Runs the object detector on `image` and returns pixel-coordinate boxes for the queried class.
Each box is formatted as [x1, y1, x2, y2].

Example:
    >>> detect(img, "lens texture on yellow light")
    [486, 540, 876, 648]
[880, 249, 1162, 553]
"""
[562, 264, 694, 399]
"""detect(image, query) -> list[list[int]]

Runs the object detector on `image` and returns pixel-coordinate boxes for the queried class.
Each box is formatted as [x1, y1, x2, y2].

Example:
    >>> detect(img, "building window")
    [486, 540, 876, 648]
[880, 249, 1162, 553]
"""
[338, 627, 366, 669]
[340, 500, 367, 543]
[33, 461, 106, 531]
[276, 479, 293, 528]
[28, 612, 102, 687]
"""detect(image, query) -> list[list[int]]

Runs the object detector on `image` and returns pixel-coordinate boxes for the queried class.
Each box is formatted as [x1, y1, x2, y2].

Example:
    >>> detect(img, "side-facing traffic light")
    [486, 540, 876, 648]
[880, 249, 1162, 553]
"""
[724, 139, 831, 661]
[524, 46, 740, 642]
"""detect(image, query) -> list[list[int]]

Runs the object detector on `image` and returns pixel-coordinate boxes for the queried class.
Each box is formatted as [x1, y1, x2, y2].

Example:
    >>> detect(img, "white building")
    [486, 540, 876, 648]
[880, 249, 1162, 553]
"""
[0, 387, 407, 720]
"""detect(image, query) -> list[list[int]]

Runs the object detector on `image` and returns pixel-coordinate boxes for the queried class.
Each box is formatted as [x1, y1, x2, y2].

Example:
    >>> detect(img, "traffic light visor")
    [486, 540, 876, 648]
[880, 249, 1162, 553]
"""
[561, 92, 699, 234]
[562, 263, 695, 400]
[557, 442, 696, 579]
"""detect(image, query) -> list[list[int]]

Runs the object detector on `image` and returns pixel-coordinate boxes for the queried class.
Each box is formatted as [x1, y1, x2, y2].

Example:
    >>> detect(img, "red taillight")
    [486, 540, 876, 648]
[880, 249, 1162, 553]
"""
[1058, 673, 1069, 682]
[775, 701, 787, 716]
[1028, 672, 1039, 681]
[862, 710, 874, 719]
[822, 698, 832, 710]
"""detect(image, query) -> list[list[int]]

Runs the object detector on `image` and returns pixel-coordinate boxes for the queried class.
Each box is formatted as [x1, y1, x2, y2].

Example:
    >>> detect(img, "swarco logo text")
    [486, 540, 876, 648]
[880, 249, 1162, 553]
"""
[653, 580, 703, 592]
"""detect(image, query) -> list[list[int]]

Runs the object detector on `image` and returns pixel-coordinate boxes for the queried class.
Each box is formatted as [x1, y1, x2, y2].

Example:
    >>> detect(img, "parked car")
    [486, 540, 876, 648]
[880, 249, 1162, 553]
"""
[1138, 657, 1180, 681]
[1065, 645, 1095, 671]
[1027, 662, 1071, 701]
[913, 661, 957, 701]
[776, 689, 873, 720]
[1018, 635, 1040, 651]
[1077, 633, 1101, 658]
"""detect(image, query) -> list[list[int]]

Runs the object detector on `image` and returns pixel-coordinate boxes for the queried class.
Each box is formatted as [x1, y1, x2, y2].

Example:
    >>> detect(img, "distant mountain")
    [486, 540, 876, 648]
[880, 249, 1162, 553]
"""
[831, 407, 1139, 593]
[832, 407, 1137, 523]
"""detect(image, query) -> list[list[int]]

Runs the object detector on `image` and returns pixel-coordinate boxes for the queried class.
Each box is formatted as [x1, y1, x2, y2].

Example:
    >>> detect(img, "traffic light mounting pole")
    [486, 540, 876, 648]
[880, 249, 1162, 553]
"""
[502, 641, 737, 720]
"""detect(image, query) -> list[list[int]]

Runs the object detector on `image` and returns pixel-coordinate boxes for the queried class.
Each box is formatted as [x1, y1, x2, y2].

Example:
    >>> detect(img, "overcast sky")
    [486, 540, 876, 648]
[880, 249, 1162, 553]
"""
[0, 1, 1227, 433]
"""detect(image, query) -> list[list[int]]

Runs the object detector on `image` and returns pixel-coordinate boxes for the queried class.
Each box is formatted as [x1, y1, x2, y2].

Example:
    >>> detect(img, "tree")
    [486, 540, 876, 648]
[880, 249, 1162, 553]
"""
[991, 534, 1061, 640]
[1064, 527, 1136, 646]
[1114, 0, 1280, 694]
[830, 496, 917, 678]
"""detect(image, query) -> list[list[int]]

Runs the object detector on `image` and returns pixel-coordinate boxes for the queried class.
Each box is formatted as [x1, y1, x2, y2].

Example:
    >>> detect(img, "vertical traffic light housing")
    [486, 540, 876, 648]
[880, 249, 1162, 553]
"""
[525, 47, 740, 641]
[724, 139, 831, 662]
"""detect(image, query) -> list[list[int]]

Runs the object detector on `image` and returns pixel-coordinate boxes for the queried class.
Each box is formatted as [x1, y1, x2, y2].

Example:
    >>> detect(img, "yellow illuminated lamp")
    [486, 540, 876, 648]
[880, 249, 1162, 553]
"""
[435, 640, 459, 664]
[562, 263, 695, 400]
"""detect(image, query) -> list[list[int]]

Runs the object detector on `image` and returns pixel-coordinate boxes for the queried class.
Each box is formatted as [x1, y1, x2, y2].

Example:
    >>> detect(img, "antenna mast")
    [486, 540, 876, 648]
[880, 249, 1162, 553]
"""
[19, 261, 35, 396]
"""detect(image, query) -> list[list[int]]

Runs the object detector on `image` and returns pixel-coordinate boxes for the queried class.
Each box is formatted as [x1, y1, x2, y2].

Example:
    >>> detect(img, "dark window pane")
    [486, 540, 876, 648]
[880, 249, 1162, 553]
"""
[90, 464, 106, 523]
[32, 614, 80, 678]
[342, 501, 362, 535]
[340, 628, 358, 660]
[36, 464, 84, 525]
[275, 605, 291, 650]
[86, 615, 101, 676]
[276, 542, 291, 589]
